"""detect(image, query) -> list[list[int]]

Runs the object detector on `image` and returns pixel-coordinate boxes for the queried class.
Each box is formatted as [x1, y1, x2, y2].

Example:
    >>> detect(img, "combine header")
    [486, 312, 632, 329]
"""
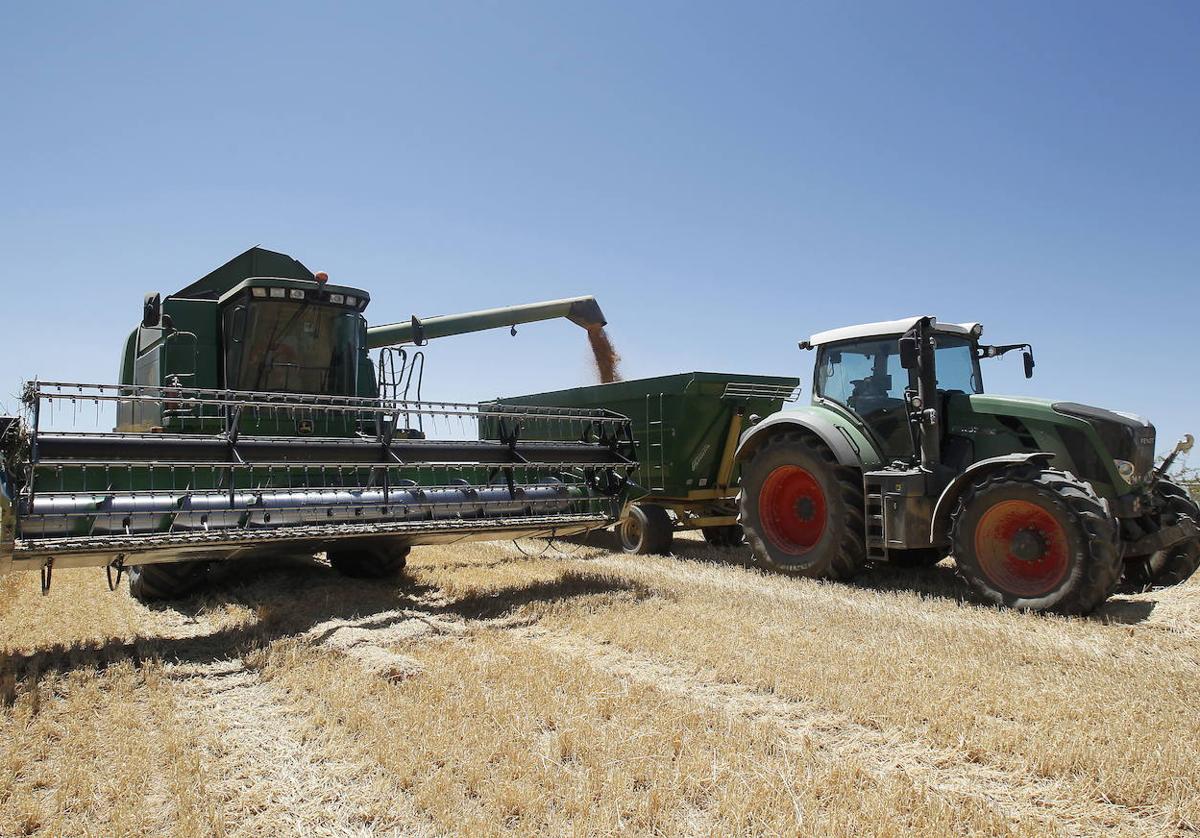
[0, 247, 635, 599]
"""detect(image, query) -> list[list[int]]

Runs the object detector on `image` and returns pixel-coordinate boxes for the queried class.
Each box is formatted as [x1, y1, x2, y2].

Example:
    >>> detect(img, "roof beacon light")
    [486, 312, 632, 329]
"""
[314, 271, 329, 284]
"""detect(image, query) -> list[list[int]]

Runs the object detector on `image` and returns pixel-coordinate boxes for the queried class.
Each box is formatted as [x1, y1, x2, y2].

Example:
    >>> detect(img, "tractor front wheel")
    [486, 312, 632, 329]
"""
[618, 504, 674, 554]
[738, 432, 866, 581]
[951, 465, 1121, 614]
[329, 544, 410, 579]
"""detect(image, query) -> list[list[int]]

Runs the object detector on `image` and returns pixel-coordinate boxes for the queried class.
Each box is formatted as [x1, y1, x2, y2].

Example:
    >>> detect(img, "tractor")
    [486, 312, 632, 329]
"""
[735, 315, 1199, 614]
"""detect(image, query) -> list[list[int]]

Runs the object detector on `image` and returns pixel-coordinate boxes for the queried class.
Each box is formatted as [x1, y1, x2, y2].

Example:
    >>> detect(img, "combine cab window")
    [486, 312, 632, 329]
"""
[223, 300, 364, 395]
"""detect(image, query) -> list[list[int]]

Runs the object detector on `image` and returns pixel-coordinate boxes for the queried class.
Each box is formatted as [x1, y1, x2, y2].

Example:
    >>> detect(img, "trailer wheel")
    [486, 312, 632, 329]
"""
[738, 431, 866, 581]
[128, 560, 210, 602]
[619, 504, 674, 554]
[329, 545, 410, 579]
[1123, 481, 1200, 590]
[951, 465, 1121, 614]
[702, 525, 745, 548]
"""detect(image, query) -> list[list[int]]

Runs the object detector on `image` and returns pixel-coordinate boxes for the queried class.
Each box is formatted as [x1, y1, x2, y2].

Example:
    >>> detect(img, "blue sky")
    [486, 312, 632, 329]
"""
[2, 2, 1197, 453]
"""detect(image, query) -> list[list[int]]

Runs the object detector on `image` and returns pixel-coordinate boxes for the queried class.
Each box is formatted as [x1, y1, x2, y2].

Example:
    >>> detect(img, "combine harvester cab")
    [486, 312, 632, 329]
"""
[0, 248, 636, 599]
[494, 372, 801, 554]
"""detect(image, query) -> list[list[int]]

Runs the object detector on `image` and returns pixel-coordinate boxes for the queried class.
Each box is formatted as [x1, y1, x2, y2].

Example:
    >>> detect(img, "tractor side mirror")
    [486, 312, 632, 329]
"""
[1022, 350, 1035, 379]
[898, 336, 919, 370]
[143, 293, 162, 328]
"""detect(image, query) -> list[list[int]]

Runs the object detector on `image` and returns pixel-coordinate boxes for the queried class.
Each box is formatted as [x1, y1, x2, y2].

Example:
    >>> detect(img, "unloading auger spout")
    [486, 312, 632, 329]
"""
[366, 296, 607, 349]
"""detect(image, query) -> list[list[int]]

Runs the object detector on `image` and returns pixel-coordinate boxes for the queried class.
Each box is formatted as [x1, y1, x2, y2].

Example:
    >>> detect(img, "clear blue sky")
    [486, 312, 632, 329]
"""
[2, 2, 1197, 453]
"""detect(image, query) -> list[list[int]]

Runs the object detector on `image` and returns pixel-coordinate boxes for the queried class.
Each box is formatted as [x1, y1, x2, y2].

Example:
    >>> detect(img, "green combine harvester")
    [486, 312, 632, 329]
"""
[734, 316, 1199, 614]
[0, 247, 636, 600]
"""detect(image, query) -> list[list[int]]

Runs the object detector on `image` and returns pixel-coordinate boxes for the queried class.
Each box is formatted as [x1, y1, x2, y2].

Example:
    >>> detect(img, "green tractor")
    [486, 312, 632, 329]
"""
[735, 316, 1199, 614]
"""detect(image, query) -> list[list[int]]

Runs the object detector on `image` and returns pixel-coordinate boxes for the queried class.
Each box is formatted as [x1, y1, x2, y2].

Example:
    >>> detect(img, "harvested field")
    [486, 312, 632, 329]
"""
[2, 533, 1198, 836]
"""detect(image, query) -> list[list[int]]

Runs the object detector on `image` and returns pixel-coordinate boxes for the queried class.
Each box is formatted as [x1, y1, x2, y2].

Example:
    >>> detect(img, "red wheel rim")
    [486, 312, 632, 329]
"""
[759, 466, 827, 555]
[973, 499, 1070, 597]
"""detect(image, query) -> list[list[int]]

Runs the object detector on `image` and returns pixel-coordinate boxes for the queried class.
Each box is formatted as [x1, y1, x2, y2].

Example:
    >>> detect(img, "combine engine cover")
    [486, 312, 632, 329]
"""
[5, 381, 635, 575]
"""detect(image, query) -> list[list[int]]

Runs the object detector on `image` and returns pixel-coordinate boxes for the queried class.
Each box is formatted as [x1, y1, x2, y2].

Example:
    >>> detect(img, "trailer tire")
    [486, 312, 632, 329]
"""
[329, 545, 410, 579]
[739, 431, 866, 581]
[702, 525, 745, 548]
[1123, 481, 1200, 590]
[619, 504, 674, 554]
[951, 465, 1121, 614]
[128, 560, 210, 602]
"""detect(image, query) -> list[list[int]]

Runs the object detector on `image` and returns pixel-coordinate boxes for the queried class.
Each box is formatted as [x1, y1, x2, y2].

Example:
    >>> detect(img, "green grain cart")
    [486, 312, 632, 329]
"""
[0, 247, 637, 599]
[494, 372, 799, 553]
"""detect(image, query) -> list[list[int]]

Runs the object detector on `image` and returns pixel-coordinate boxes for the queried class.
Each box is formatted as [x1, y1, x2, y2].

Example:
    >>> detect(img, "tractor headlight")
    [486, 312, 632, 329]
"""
[1113, 459, 1137, 483]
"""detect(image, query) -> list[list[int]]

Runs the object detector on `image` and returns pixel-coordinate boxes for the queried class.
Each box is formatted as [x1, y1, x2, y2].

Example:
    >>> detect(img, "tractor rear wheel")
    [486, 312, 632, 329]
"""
[702, 524, 745, 548]
[738, 432, 866, 581]
[128, 560, 211, 601]
[951, 465, 1121, 614]
[1123, 481, 1200, 590]
[329, 544, 410, 579]
[618, 504, 674, 554]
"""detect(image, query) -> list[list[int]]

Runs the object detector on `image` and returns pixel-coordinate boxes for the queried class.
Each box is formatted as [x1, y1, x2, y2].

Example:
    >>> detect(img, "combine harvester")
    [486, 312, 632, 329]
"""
[0, 248, 636, 600]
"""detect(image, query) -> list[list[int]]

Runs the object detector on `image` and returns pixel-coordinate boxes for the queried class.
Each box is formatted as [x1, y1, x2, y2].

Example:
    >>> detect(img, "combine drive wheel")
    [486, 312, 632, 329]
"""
[951, 465, 1121, 614]
[702, 525, 745, 548]
[329, 544, 410, 579]
[1123, 480, 1200, 590]
[738, 431, 867, 581]
[128, 560, 211, 602]
[619, 504, 674, 554]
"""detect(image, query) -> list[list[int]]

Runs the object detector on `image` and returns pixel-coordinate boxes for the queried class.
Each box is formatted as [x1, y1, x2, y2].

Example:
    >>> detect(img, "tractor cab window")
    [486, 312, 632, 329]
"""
[816, 339, 913, 456]
[932, 335, 983, 394]
[223, 299, 364, 395]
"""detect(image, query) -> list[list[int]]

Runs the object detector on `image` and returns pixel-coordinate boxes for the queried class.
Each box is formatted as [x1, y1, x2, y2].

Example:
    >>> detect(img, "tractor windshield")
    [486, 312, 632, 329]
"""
[223, 299, 364, 395]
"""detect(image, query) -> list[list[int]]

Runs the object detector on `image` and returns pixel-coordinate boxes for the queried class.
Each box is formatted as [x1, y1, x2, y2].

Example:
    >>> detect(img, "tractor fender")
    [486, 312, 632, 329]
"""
[929, 452, 1056, 542]
[734, 407, 881, 469]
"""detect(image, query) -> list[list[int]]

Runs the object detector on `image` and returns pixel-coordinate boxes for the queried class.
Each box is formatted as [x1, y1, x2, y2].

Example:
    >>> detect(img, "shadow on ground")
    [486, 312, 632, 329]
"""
[661, 532, 1160, 625]
[0, 552, 652, 687]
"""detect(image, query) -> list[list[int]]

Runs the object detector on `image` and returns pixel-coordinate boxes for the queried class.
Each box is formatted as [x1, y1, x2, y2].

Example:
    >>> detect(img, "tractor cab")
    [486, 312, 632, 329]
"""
[805, 318, 990, 463]
[802, 317, 1035, 471]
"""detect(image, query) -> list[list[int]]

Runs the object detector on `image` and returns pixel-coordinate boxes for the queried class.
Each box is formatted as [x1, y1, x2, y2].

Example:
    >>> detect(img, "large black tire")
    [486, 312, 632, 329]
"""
[738, 431, 867, 580]
[702, 524, 745, 548]
[618, 504, 674, 554]
[128, 560, 211, 601]
[1123, 481, 1200, 590]
[950, 465, 1121, 614]
[329, 544, 410, 579]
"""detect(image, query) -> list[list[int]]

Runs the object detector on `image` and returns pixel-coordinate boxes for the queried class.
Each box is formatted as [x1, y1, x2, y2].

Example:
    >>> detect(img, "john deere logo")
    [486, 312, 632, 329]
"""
[297, 419, 314, 435]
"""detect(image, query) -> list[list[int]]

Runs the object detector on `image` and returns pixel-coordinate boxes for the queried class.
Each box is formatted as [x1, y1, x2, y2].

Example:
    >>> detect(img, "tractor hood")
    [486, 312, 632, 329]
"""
[967, 394, 1156, 484]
